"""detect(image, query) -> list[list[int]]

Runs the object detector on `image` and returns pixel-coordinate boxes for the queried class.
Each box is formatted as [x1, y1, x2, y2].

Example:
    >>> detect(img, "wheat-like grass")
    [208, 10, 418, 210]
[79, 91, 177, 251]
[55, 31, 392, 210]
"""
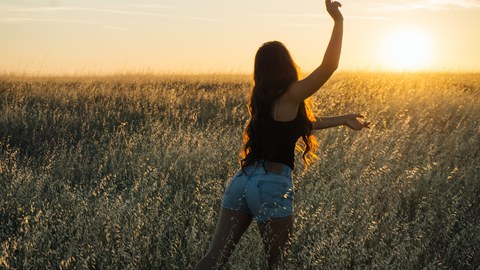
[0, 72, 479, 269]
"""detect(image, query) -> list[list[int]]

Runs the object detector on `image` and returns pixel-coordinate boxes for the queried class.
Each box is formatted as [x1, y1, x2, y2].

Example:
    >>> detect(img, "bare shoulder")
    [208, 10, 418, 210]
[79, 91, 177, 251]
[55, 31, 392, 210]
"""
[284, 66, 336, 103]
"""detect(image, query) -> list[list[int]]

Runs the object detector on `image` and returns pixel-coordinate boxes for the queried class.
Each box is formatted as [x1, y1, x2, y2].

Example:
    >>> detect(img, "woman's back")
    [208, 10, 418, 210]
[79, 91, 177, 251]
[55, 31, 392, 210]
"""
[251, 104, 308, 169]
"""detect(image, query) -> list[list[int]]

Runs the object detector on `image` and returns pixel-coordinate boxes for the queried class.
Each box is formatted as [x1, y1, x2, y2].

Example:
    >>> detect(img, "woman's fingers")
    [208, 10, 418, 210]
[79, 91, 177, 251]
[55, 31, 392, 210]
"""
[345, 114, 370, 130]
[325, 0, 343, 21]
[355, 115, 371, 129]
[326, 0, 342, 9]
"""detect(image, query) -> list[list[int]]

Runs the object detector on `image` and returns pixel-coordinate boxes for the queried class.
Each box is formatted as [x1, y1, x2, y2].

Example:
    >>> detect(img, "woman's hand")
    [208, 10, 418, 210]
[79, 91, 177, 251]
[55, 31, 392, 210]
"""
[343, 114, 370, 130]
[326, 0, 343, 22]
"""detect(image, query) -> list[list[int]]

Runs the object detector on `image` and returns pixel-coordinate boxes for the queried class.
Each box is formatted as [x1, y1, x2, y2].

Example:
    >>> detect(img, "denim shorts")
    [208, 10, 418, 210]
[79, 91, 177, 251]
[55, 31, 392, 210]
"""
[221, 162, 294, 222]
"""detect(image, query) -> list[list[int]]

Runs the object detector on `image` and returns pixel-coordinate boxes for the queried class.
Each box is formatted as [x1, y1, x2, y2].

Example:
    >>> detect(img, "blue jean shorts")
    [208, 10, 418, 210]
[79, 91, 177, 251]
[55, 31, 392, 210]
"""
[221, 162, 294, 222]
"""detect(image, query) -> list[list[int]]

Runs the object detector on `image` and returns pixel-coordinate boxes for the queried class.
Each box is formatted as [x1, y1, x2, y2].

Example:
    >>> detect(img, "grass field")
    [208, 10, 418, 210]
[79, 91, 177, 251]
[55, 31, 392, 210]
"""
[0, 72, 479, 269]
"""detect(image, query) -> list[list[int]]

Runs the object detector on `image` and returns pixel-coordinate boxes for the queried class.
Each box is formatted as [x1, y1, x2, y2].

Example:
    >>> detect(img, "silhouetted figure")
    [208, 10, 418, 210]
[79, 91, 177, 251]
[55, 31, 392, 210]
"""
[195, 1, 369, 269]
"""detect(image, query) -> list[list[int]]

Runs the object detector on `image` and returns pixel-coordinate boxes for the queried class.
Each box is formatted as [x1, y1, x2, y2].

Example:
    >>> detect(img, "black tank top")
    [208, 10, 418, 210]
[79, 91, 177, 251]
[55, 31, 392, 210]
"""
[266, 110, 308, 169]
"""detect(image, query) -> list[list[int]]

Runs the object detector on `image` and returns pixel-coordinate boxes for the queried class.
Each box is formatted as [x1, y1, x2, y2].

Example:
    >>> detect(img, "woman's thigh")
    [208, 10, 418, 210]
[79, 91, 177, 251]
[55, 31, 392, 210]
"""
[207, 208, 253, 256]
[257, 215, 294, 269]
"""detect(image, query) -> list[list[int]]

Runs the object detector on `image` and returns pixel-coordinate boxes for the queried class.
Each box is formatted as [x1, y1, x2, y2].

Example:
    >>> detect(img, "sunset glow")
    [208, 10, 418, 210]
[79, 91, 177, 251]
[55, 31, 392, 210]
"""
[1, 0, 480, 74]
[379, 28, 434, 71]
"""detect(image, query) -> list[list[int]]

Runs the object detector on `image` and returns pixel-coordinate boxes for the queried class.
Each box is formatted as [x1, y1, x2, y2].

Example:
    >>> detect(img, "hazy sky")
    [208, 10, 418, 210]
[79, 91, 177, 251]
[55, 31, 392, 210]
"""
[1, 0, 480, 74]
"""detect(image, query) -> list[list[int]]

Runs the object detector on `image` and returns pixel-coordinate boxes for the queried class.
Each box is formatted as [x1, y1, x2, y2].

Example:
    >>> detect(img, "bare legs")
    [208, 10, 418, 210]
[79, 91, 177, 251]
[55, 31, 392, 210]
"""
[195, 208, 293, 270]
[258, 215, 294, 270]
[195, 208, 252, 270]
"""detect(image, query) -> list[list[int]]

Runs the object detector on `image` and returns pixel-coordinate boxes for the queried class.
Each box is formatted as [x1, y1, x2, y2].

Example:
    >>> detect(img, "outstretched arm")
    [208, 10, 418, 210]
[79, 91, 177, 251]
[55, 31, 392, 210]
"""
[286, 0, 344, 103]
[312, 114, 371, 130]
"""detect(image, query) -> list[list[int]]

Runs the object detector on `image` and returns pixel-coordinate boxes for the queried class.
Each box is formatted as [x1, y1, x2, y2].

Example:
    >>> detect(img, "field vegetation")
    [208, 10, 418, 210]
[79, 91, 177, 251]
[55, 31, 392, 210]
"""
[0, 72, 479, 269]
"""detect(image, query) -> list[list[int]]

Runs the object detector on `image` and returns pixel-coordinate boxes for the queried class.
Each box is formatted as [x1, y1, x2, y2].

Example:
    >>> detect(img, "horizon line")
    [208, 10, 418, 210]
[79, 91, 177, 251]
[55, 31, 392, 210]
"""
[2, 69, 480, 78]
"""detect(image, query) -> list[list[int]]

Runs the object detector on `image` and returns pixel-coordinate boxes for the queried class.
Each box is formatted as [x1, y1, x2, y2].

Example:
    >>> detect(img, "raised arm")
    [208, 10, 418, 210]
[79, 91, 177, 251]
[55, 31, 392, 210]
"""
[286, 0, 343, 103]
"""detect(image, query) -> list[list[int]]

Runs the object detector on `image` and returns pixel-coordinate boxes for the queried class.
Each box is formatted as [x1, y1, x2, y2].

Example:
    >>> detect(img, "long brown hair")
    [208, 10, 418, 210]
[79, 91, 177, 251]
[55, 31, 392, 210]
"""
[240, 41, 318, 168]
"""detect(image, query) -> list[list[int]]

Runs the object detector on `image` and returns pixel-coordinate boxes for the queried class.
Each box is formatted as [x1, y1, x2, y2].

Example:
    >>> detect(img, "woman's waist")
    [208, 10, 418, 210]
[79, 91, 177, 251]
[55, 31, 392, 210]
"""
[243, 159, 292, 177]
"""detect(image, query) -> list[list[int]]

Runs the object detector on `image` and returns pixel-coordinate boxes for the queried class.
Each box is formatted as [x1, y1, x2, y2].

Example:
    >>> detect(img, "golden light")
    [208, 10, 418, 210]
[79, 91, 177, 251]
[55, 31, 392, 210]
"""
[379, 27, 434, 71]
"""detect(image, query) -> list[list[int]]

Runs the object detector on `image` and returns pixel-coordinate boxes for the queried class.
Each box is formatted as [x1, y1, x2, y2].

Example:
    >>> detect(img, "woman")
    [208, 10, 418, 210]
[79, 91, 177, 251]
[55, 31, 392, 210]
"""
[195, 1, 369, 269]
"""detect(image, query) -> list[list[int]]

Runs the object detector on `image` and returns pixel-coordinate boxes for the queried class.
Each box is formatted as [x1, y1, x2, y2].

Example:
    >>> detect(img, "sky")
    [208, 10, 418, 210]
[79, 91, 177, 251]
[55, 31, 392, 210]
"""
[1, 0, 480, 74]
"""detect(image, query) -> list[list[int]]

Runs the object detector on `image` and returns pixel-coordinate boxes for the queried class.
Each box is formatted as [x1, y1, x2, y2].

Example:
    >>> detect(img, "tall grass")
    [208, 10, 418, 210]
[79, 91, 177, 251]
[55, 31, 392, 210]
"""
[0, 72, 479, 269]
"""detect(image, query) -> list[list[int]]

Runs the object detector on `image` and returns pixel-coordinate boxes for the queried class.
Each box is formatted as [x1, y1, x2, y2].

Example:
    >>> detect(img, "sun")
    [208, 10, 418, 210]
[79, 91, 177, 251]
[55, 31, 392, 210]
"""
[379, 27, 434, 71]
